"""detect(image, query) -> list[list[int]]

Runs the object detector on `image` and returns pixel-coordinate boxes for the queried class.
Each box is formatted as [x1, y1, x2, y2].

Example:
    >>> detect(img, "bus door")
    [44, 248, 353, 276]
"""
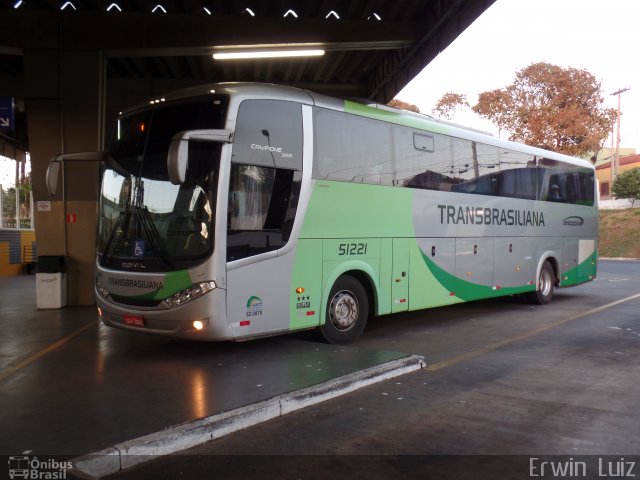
[455, 238, 494, 300]
[493, 237, 537, 289]
[577, 239, 597, 283]
[224, 98, 305, 337]
[561, 238, 579, 286]
[392, 238, 410, 313]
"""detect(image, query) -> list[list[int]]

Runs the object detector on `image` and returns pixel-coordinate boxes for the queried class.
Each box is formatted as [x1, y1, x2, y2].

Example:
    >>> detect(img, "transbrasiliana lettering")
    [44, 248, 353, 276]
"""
[108, 278, 164, 290]
[437, 204, 545, 227]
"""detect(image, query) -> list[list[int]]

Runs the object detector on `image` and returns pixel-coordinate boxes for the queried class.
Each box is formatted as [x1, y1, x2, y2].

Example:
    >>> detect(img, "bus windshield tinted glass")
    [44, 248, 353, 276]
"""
[99, 97, 227, 271]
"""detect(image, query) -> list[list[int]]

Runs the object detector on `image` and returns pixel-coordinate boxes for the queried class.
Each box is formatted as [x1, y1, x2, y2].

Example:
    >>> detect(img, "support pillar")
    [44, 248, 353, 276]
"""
[25, 48, 104, 306]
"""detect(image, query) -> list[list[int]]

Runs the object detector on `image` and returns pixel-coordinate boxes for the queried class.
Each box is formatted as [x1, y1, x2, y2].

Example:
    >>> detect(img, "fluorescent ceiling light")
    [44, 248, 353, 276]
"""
[213, 49, 325, 60]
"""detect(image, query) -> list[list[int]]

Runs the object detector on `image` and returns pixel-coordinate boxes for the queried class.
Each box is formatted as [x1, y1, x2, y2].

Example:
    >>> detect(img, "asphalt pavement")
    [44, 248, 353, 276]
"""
[2, 260, 638, 480]
[106, 260, 640, 480]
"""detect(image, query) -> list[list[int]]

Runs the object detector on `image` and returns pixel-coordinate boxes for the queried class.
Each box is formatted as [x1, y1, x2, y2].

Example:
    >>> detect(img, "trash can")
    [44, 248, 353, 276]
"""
[36, 256, 67, 309]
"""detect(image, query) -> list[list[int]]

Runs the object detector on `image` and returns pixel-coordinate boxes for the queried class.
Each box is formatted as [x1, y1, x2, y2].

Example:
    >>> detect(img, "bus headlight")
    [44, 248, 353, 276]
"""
[165, 281, 217, 308]
[193, 320, 204, 330]
[96, 278, 109, 300]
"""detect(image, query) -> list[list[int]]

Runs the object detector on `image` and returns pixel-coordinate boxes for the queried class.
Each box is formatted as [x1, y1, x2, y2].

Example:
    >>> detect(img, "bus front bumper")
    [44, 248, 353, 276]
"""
[96, 287, 229, 340]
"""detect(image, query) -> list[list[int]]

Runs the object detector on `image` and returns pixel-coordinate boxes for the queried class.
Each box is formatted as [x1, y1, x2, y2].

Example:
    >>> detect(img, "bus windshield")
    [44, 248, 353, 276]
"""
[98, 96, 228, 271]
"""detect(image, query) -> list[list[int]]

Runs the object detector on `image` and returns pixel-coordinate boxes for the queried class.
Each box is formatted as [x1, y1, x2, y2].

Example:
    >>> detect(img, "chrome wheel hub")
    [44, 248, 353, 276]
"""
[539, 269, 553, 297]
[329, 290, 359, 331]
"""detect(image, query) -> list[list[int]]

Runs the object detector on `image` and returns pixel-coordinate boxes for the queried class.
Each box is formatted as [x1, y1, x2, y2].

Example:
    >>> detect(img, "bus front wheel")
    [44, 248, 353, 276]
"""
[527, 261, 556, 305]
[320, 275, 369, 344]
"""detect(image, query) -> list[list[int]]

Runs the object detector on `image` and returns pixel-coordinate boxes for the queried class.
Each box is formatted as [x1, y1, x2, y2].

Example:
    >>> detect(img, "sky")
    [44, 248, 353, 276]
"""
[397, 0, 640, 151]
[0, 155, 27, 188]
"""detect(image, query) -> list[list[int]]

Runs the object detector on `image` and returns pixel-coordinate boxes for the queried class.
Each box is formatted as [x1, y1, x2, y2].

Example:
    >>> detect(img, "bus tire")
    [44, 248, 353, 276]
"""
[527, 261, 556, 305]
[320, 275, 369, 344]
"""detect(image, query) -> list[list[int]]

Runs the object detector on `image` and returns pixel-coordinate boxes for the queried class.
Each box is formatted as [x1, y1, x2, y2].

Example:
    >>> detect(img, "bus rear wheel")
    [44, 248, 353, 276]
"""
[527, 261, 556, 305]
[320, 275, 369, 344]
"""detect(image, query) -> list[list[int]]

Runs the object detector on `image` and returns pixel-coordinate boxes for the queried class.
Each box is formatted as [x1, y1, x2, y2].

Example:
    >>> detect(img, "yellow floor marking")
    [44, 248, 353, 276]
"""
[0, 320, 99, 382]
[425, 292, 640, 372]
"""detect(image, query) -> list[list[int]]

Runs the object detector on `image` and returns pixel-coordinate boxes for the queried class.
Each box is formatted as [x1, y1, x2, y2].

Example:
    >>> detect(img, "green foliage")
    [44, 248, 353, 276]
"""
[1, 172, 31, 225]
[472, 62, 615, 157]
[612, 168, 640, 207]
[599, 208, 640, 258]
[1, 186, 16, 215]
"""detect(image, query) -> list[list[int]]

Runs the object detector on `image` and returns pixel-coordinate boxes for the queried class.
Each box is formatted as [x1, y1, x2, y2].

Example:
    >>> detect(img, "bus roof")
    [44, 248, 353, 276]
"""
[124, 82, 594, 171]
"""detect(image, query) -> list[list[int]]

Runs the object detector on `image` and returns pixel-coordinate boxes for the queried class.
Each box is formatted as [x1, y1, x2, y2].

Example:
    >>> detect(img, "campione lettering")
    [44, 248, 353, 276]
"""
[250, 143, 282, 153]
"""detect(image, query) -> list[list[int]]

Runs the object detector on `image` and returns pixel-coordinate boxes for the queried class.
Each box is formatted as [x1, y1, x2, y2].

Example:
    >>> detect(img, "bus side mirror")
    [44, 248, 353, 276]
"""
[46, 151, 106, 196]
[167, 129, 233, 185]
[46, 161, 61, 196]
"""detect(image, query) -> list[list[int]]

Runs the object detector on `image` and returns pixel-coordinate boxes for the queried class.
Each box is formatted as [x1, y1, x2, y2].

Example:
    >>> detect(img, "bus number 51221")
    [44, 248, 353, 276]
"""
[338, 243, 368, 256]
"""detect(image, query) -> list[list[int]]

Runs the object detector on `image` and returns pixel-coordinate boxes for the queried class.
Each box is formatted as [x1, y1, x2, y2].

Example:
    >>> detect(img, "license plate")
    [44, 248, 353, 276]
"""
[123, 314, 145, 327]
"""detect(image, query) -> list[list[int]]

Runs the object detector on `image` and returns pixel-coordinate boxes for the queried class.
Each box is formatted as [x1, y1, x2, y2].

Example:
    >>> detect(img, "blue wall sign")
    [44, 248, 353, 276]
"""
[0, 97, 15, 131]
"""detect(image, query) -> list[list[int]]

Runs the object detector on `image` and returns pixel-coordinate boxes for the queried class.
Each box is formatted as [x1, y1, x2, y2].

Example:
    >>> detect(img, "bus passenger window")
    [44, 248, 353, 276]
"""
[548, 183, 562, 201]
[232, 99, 303, 171]
[394, 127, 453, 190]
[313, 108, 394, 185]
[413, 133, 434, 152]
[227, 164, 301, 261]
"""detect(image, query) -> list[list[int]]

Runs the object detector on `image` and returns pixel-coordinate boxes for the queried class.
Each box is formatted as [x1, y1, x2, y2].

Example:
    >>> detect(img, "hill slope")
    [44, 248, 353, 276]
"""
[599, 208, 640, 258]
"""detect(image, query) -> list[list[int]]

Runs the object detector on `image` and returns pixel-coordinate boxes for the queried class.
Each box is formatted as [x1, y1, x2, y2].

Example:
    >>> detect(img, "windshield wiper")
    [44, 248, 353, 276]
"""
[135, 206, 172, 268]
[101, 211, 126, 265]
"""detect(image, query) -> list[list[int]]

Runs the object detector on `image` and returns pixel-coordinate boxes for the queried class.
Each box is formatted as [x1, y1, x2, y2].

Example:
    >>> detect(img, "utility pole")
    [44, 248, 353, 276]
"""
[610, 87, 630, 186]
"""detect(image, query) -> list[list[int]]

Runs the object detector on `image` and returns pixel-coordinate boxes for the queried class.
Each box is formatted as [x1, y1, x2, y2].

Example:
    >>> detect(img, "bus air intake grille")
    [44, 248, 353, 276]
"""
[110, 295, 163, 307]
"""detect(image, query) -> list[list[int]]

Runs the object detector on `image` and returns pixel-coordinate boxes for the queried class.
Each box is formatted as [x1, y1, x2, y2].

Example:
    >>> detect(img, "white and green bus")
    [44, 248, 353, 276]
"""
[50, 83, 598, 343]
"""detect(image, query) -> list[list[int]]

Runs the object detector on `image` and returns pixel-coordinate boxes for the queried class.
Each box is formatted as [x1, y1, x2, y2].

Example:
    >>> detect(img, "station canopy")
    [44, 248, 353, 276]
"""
[1, 0, 494, 102]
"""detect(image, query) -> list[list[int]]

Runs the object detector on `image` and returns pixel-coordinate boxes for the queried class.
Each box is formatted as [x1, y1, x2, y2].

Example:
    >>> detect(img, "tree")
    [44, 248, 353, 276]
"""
[468, 89, 511, 138]
[1, 172, 31, 227]
[1, 186, 16, 218]
[387, 99, 420, 113]
[432, 92, 469, 120]
[612, 168, 640, 207]
[472, 62, 616, 157]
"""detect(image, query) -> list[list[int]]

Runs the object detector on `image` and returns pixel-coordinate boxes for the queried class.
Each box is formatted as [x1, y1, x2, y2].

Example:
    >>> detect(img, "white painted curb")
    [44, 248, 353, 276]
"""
[71, 354, 425, 479]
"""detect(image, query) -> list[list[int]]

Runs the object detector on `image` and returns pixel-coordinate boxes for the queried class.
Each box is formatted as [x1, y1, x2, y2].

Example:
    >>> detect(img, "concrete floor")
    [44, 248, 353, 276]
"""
[1, 260, 639, 479]
[106, 260, 640, 479]
[0, 276, 410, 457]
